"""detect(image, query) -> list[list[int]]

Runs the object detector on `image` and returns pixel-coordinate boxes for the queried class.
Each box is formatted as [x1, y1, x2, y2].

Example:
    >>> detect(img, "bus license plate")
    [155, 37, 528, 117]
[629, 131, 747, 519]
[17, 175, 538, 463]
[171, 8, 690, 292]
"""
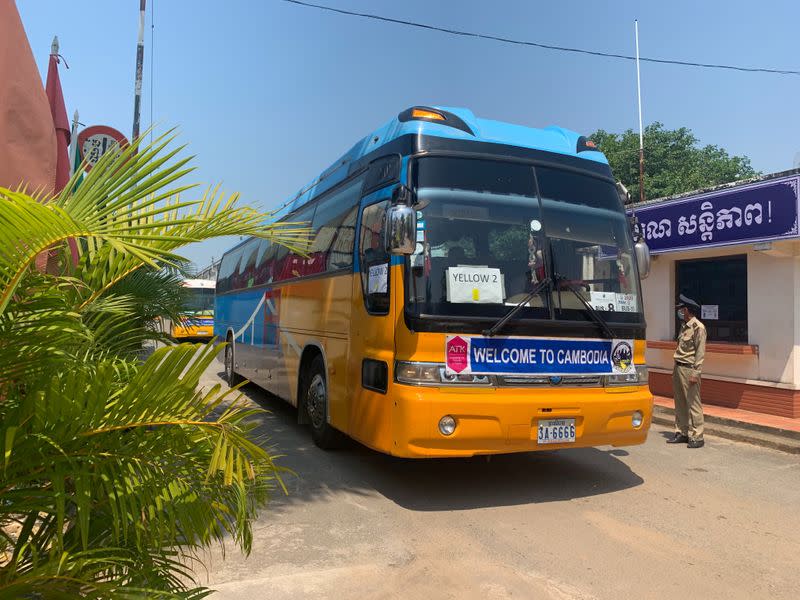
[537, 419, 576, 444]
[197, 330, 209, 335]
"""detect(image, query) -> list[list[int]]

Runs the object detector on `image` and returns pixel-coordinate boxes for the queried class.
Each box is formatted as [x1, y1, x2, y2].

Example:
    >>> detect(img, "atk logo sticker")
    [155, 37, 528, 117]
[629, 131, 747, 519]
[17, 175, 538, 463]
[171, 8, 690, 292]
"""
[445, 335, 470, 373]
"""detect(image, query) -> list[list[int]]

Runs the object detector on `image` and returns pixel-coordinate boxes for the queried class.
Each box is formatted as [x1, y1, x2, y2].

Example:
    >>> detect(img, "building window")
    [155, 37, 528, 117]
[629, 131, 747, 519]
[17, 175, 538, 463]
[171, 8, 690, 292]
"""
[675, 255, 747, 343]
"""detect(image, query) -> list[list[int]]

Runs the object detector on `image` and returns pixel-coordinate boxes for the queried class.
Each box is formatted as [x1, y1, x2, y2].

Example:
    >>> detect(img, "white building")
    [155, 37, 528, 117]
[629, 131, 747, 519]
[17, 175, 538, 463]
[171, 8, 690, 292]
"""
[632, 169, 800, 419]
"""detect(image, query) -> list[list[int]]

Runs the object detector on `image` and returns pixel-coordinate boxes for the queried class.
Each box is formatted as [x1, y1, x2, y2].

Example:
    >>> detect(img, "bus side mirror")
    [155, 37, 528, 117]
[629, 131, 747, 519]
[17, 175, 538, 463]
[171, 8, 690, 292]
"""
[634, 239, 651, 279]
[391, 184, 414, 206]
[387, 204, 417, 255]
[616, 181, 631, 205]
[387, 186, 417, 255]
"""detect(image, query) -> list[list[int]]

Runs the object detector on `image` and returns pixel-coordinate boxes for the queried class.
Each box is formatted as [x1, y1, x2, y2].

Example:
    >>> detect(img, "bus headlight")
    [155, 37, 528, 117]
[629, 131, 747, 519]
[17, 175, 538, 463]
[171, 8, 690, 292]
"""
[632, 411, 644, 428]
[605, 365, 648, 386]
[438, 415, 457, 436]
[440, 370, 491, 385]
[395, 362, 492, 386]
[395, 362, 440, 384]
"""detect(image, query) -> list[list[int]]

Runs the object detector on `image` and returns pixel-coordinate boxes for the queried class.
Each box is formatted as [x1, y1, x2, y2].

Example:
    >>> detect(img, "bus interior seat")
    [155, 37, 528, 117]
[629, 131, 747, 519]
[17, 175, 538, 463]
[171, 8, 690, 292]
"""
[448, 246, 467, 264]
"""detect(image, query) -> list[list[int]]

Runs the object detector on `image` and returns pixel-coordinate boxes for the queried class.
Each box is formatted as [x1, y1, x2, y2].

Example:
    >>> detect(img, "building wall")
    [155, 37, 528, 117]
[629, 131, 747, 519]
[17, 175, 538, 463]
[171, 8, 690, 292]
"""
[643, 241, 800, 387]
[749, 244, 797, 384]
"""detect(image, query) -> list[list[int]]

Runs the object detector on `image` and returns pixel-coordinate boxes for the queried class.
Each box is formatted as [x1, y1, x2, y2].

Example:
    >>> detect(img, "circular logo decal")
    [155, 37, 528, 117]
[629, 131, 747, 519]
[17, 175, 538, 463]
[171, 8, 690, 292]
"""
[612, 341, 633, 372]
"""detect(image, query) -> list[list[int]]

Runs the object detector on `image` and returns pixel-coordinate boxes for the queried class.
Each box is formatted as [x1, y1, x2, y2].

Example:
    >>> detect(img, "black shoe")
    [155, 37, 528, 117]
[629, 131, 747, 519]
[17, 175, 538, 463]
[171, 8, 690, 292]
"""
[666, 433, 689, 444]
[687, 439, 705, 449]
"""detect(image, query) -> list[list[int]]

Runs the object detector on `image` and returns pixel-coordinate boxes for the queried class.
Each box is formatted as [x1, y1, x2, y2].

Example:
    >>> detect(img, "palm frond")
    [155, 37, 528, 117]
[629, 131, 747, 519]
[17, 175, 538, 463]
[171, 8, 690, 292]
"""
[1, 343, 285, 592]
[0, 134, 311, 315]
[0, 131, 299, 596]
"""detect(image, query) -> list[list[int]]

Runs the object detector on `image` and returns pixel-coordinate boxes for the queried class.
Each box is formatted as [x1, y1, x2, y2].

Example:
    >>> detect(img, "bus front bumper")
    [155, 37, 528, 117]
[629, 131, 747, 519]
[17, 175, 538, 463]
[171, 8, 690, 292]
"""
[172, 325, 214, 340]
[389, 384, 653, 458]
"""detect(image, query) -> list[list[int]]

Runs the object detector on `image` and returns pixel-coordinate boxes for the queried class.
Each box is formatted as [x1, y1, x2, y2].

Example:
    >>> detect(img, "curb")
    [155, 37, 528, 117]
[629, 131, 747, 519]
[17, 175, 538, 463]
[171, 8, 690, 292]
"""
[652, 405, 800, 454]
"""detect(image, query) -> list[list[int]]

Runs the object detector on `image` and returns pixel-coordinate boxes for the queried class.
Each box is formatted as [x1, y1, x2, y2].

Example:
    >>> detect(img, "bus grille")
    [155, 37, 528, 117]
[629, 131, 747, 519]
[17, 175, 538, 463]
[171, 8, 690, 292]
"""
[497, 375, 603, 387]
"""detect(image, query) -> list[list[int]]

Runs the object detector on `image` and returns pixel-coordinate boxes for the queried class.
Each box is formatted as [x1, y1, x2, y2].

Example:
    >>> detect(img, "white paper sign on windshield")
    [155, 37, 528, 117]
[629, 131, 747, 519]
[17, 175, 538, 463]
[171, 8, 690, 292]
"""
[447, 266, 504, 304]
[590, 291, 617, 312]
[615, 293, 638, 313]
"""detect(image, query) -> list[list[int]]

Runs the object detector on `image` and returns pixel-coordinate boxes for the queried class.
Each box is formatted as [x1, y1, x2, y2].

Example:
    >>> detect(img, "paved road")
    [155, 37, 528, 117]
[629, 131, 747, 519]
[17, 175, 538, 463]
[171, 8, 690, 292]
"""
[200, 366, 800, 600]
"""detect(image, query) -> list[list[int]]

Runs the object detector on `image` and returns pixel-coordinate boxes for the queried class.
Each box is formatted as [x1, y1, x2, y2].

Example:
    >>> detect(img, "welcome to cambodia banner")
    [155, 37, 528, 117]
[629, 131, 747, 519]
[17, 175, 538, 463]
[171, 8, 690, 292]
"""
[445, 336, 634, 376]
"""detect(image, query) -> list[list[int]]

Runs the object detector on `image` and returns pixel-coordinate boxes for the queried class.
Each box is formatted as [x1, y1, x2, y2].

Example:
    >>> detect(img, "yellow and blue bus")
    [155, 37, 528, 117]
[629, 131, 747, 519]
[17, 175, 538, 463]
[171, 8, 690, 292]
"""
[171, 278, 215, 341]
[215, 106, 653, 457]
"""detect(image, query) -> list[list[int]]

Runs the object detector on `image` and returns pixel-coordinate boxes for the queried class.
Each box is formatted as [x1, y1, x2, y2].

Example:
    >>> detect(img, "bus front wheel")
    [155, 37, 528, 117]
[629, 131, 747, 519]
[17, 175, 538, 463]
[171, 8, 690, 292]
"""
[224, 337, 243, 387]
[303, 355, 343, 450]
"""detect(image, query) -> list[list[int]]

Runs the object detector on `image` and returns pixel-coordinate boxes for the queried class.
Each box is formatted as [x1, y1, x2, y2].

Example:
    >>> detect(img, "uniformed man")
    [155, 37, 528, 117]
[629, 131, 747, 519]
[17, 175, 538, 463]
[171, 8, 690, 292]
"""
[667, 294, 707, 448]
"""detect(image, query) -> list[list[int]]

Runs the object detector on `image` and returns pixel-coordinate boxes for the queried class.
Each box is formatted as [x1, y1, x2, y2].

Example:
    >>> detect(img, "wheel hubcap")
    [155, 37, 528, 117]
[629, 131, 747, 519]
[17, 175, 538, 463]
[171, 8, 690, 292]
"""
[307, 374, 326, 429]
[225, 344, 233, 379]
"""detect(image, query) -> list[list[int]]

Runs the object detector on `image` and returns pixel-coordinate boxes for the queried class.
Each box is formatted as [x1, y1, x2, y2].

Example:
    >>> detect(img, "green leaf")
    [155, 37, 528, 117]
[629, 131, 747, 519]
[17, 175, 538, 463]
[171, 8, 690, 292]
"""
[3, 426, 17, 472]
[591, 122, 759, 203]
[0, 130, 295, 596]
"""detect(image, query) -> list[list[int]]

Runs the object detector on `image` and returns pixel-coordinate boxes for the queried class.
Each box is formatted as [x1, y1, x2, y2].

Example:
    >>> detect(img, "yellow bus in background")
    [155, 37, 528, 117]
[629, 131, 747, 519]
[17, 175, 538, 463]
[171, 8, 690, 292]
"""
[215, 106, 653, 457]
[171, 278, 215, 341]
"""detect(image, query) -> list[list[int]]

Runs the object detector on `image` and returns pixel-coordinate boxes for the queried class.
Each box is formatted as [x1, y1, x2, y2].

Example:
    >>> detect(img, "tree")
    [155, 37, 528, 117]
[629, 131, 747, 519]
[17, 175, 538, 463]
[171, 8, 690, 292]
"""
[0, 133, 310, 598]
[591, 122, 759, 204]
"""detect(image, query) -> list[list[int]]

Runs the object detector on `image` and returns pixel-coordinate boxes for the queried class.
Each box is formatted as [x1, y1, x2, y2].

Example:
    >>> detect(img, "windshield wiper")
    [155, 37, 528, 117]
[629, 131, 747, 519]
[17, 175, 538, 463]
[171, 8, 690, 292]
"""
[554, 274, 615, 339]
[483, 277, 551, 337]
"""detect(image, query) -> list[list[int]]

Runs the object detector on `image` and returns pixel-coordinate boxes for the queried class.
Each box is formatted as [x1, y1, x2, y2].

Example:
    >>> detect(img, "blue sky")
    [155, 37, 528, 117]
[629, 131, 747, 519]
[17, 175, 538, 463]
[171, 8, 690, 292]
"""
[17, 0, 800, 268]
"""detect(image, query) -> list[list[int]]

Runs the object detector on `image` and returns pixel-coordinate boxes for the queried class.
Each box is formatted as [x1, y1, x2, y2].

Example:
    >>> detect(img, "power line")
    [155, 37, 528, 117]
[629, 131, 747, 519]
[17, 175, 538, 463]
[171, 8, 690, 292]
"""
[281, 0, 800, 77]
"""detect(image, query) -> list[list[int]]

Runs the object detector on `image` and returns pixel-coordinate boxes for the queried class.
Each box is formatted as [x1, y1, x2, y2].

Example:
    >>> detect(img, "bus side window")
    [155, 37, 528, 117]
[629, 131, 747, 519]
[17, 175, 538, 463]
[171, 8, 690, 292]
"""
[277, 205, 316, 281]
[253, 239, 273, 286]
[311, 177, 363, 273]
[235, 239, 259, 290]
[217, 247, 244, 293]
[325, 205, 358, 271]
[359, 200, 390, 314]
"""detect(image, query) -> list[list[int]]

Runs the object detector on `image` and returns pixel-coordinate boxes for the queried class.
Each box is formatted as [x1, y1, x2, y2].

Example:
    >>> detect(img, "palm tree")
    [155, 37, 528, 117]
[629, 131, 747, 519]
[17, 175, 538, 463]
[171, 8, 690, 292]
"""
[0, 133, 309, 598]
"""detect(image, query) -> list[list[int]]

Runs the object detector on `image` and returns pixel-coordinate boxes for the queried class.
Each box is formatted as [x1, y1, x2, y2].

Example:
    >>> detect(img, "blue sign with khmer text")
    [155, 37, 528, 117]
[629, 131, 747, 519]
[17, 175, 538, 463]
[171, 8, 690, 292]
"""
[630, 174, 800, 253]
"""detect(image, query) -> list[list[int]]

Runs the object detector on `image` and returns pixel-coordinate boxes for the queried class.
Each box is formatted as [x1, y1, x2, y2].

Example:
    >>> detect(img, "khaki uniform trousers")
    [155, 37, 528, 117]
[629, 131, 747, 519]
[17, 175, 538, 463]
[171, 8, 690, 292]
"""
[673, 364, 704, 440]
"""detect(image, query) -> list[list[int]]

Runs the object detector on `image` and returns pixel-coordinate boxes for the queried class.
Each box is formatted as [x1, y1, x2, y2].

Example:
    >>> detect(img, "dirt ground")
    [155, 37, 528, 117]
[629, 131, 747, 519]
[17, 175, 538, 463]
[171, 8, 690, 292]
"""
[199, 366, 800, 600]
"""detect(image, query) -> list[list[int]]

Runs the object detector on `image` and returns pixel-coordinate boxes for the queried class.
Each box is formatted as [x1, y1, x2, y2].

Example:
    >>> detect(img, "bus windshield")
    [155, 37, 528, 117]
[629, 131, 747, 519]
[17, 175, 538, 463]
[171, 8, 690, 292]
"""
[407, 157, 643, 327]
[183, 287, 215, 316]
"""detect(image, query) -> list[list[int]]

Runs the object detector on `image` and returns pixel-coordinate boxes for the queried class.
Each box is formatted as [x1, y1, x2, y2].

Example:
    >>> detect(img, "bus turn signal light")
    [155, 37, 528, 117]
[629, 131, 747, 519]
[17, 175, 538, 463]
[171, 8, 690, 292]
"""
[411, 108, 445, 121]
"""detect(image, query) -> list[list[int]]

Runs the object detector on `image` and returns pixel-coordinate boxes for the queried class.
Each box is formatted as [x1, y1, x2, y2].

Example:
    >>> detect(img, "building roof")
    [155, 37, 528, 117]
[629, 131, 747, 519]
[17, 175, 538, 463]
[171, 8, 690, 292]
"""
[629, 167, 800, 210]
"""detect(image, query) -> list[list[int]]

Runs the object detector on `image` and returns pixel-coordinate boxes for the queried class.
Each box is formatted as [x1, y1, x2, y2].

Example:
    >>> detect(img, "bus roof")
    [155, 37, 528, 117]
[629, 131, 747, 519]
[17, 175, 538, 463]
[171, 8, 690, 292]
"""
[219, 107, 613, 259]
[182, 279, 216, 289]
[273, 106, 609, 220]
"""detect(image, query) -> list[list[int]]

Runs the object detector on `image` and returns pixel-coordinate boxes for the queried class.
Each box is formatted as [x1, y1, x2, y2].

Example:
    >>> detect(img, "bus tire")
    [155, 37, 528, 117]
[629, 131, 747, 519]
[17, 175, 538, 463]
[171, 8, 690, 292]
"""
[303, 355, 343, 450]
[224, 336, 243, 387]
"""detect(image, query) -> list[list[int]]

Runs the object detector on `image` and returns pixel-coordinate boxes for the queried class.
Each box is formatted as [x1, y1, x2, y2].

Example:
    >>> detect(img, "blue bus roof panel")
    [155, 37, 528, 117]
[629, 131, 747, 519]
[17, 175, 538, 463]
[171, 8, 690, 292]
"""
[272, 106, 610, 221]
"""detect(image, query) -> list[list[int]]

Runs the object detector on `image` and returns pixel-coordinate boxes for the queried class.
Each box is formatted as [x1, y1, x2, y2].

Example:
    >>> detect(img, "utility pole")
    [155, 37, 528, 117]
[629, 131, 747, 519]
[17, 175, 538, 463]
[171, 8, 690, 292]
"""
[68, 109, 80, 175]
[635, 20, 645, 203]
[132, 0, 146, 141]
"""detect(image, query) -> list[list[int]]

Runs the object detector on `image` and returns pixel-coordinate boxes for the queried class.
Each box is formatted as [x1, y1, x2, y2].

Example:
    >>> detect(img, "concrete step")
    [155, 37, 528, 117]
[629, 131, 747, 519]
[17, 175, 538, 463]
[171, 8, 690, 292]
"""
[652, 405, 800, 454]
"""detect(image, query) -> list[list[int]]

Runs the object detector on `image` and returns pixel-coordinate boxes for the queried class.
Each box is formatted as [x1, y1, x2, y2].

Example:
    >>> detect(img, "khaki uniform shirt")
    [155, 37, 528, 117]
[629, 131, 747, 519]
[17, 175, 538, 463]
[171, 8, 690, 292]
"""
[673, 316, 707, 378]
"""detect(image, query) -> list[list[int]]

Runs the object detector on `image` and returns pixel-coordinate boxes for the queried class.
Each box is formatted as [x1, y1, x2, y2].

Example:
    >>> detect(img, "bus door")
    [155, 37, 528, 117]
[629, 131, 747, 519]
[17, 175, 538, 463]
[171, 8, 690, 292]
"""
[349, 196, 395, 451]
